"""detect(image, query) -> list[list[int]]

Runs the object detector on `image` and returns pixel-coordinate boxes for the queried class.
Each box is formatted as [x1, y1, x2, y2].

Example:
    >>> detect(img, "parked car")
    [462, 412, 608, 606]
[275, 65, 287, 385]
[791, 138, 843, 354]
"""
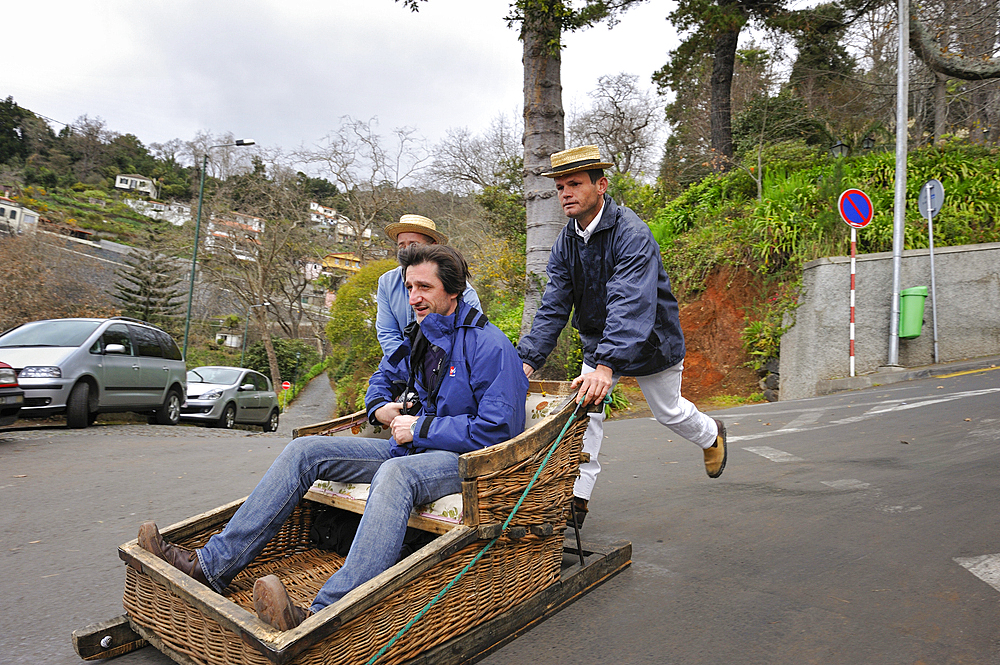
[0, 361, 24, 427]
[0, 317, 187, 428]
[181, 366, 279, 431]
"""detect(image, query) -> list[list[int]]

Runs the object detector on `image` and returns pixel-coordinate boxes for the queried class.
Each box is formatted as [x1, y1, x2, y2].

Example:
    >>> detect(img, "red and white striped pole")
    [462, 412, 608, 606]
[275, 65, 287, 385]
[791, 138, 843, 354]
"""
[849, 226, 857, 377]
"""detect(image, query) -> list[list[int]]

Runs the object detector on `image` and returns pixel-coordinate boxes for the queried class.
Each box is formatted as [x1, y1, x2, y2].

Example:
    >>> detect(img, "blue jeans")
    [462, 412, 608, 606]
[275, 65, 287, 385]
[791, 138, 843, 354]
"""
[196, 435, 461, 612]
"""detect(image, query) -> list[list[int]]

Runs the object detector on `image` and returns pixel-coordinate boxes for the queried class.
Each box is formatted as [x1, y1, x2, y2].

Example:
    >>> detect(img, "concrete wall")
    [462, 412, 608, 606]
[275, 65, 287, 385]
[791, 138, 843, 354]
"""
[779, 242, 1000, 400]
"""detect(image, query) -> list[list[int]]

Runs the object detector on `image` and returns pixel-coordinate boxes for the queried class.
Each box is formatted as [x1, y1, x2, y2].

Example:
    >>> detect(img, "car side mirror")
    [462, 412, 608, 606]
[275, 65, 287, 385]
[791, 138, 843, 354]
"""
[240, 383, 255, 391]
[105, 344, 127, 354]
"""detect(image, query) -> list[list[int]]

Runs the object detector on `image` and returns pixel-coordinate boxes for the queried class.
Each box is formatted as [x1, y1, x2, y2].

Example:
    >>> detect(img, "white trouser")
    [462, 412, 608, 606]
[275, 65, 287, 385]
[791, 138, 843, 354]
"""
[574, 360, 718, 501]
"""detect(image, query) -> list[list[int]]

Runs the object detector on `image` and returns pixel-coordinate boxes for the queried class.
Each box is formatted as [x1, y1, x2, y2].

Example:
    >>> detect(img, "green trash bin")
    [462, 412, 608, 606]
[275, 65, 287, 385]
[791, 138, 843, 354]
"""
[899, 286, 929, 339]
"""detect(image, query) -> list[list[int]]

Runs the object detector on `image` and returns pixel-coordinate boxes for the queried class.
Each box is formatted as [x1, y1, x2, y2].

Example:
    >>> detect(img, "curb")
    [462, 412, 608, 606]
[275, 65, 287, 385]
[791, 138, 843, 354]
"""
[815, 355, 1000, 396]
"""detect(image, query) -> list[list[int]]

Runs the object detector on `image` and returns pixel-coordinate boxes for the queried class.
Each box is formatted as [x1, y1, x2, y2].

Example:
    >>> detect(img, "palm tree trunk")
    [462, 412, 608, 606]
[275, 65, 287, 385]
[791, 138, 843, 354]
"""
[520, 2, 566, 336]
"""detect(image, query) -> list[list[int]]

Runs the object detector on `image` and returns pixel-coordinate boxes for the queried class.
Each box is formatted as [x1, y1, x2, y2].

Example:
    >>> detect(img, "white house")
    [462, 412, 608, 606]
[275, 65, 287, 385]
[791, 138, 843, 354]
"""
[123, 199, 192, 226]
[205, 213, 265, 262]
[114, 174, 158, 198]
[0, 197, 41, 235]
[308, 201, 371, 244]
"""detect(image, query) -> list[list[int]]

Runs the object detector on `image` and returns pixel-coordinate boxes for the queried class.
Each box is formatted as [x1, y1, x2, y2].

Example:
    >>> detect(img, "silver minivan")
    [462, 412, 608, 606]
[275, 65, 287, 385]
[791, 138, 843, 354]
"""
[0, 317, 187, 428]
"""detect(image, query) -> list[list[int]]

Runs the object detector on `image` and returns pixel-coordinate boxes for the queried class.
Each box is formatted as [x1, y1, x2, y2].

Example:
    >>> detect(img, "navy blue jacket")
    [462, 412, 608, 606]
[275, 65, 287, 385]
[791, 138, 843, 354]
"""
[366, 301, 528, 457]
[518, 195, 685, 377]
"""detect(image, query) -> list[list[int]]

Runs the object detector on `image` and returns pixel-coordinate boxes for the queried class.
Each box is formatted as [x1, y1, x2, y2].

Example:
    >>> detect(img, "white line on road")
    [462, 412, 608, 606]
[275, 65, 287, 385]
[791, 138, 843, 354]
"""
[743, 446, 804, 462]
[954, 554, 1000, 593]
[727, 387, 1000, 443]
[821, 479, 871, 490]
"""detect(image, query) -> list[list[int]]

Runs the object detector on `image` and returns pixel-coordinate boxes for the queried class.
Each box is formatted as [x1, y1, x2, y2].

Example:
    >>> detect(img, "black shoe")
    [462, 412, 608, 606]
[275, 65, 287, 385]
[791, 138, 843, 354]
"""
[566, 497, 589, 529]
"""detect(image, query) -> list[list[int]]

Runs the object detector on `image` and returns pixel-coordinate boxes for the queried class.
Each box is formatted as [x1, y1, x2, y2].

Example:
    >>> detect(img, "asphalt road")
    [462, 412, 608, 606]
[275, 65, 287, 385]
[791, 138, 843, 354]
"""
[2, 367, 998, 664]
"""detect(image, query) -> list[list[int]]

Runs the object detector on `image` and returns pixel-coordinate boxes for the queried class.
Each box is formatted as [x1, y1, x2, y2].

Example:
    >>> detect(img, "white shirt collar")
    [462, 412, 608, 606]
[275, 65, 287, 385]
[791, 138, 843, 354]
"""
[574, 198, 605, 244]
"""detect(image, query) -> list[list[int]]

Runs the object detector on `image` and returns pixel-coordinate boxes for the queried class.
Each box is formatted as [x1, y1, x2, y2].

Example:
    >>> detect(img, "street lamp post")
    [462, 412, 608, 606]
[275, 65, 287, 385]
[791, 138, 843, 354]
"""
[240, 302, 270, 367]
[181, 138, 256, 362]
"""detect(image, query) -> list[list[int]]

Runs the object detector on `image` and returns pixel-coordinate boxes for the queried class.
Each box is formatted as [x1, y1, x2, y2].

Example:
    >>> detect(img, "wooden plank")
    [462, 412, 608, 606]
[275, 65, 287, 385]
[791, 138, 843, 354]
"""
[527, 380, 572, 395]
[72, 614, 147, 661]
[401, 540, 632, 665]
[459, 397, 580, 479]
[461, 480, 479, 527]
[303, 489, 458, 536]
[292, 411, 367, 438]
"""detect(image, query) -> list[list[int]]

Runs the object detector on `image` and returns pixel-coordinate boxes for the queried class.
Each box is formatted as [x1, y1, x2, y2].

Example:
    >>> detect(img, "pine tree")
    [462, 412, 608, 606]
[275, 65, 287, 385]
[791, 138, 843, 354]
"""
[113, 230, 185, 332]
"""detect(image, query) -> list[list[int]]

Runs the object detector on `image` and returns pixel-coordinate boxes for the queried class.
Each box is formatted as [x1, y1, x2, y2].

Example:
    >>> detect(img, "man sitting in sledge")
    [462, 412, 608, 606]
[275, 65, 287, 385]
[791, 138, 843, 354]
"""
[138, 244, 528, 630]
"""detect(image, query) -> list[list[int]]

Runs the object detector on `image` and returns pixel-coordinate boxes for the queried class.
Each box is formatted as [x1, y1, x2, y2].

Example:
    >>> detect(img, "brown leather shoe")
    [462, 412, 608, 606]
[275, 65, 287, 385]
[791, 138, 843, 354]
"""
[137, 521, 210, 586]
[704, 418, 728, 478]
[566, 497, 589, 529]
[253, 575, 311, 631]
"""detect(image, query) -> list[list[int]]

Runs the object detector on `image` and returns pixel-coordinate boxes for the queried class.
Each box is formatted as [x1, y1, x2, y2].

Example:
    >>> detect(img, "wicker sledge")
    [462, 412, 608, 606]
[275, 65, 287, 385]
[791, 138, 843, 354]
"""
[74, 381, 631, 665]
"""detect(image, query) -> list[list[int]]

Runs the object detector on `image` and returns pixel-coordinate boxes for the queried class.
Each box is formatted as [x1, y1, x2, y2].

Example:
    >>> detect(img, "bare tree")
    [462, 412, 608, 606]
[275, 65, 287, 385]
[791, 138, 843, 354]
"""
[199, 161, 322, 389]
[302, 116, 429, 260]
[423, 112, 522, 194]
[568, 73, 665, 177]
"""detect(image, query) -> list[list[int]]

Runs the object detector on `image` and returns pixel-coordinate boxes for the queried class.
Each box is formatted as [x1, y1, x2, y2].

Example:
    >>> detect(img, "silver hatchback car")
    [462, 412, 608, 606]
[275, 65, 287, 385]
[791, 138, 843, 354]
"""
[181, 366, 280, 431]
[0, 317, 187, 428]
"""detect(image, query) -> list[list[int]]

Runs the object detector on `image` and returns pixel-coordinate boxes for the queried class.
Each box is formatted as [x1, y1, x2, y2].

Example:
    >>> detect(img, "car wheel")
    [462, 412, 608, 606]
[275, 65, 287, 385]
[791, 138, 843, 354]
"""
[66, 382, 91, 429]
[155, 390, 182, 426]
[264, 408, 279, 432]
[217, 403, 236, 429]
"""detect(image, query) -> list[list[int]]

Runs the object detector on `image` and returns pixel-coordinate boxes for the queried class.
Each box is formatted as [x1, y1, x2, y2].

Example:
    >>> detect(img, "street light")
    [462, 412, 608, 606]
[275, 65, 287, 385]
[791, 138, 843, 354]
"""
[862, 135, 876, 151]
[829, 139, 850, 158]
[181, 138, 256, 361]
[240, 302, 270, 367]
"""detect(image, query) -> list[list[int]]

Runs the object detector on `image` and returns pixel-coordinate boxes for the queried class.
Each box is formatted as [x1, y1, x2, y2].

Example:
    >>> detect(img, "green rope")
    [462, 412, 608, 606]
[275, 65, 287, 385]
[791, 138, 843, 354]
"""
[366, 398, 591, 665]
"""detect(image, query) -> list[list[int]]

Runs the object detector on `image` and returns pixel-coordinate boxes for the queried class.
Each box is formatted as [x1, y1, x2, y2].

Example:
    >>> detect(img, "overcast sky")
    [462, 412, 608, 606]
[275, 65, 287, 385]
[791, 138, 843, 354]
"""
[6, 1, 680, 164]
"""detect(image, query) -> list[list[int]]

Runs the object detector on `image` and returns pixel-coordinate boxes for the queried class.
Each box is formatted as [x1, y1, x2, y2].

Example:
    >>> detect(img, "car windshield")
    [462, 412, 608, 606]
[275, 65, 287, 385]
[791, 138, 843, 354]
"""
[187, 368, 242, 385]
[0, 320, 102, 348]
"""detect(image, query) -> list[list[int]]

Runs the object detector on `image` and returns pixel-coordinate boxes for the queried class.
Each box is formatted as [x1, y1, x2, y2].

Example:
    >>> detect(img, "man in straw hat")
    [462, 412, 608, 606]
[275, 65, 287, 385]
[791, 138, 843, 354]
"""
[378, 214, 481, 358]
[517, 145, 728, 528]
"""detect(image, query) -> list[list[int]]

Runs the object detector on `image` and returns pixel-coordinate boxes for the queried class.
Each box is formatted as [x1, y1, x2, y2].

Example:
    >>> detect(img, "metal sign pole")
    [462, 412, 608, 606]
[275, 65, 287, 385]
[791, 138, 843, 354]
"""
[888, 0, 910, 367]
[850, 226, 857, 377]
[923, 181, 940, 363]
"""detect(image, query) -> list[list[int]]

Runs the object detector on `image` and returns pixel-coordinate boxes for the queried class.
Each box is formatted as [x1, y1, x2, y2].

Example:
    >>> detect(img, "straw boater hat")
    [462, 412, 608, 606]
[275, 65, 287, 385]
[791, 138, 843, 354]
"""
[542, 145, 614, 178]
[383, 214, 448, 245]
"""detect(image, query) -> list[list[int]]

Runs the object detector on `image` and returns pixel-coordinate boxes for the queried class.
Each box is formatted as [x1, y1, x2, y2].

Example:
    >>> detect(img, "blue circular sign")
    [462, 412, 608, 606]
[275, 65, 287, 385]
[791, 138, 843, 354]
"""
[838, 189, 874, 228]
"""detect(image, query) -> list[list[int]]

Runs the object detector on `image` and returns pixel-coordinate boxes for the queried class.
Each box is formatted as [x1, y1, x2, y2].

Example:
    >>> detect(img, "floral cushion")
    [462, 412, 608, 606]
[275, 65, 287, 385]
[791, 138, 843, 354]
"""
[309, 480, 464, 524]
[307, 390, 568, 526]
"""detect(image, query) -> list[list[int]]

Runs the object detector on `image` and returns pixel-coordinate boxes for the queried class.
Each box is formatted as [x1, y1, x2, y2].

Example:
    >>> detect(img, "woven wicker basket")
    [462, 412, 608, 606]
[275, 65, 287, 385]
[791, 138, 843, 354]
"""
[119, 392, 586, 665]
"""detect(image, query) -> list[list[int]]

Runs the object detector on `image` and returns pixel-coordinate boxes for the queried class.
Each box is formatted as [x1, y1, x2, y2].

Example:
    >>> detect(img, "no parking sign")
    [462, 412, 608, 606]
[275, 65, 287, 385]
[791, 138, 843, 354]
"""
[838, 189, 874, 228]
[838, 188, 874, 378]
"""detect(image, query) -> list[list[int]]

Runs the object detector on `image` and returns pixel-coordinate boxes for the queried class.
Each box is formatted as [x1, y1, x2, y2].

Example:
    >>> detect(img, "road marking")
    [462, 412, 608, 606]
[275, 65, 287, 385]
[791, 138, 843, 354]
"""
[743, 446, 804, 462]
[877, 505, 922, 514]
[936, 366, 1000, 379]
[954, 554, 1000, 593]
[821, 479, 871, 490]
[727, 388, 1000, 443]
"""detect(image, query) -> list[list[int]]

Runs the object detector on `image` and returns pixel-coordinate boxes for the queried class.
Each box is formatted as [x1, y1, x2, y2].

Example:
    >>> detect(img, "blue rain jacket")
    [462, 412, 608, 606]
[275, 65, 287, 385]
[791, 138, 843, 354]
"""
[518, 195, 685, 377]
[366, 301, 528, 457]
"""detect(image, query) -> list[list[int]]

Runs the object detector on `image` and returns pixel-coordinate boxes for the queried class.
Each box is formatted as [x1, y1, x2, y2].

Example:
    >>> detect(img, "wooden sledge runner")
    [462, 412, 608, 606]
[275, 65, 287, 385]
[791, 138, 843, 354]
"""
[73, 381, 632, 664]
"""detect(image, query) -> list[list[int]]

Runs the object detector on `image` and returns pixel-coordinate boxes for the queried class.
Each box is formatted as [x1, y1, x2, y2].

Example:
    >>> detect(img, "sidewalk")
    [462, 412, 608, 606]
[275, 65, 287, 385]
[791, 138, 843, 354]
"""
[816, 353, 1000, 395]
[278, 371, 337, 438]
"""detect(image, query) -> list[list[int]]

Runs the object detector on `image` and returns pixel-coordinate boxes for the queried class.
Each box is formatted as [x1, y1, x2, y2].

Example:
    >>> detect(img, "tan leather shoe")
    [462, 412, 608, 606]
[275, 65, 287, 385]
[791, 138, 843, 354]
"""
[566, 497, 589, 529]
[704, 418, 728, 478]
[137, 521, 210, 586]
[253, 575, 311, 631]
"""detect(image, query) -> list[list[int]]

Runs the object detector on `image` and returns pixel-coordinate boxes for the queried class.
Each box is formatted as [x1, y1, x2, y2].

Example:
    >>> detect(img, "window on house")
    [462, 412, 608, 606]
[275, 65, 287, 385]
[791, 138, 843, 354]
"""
[9, 210, 15, 219]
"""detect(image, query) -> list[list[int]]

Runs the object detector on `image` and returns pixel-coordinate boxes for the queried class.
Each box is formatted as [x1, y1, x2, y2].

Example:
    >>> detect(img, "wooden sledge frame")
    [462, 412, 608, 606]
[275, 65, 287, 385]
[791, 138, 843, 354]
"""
[74, 382, 632, 664]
